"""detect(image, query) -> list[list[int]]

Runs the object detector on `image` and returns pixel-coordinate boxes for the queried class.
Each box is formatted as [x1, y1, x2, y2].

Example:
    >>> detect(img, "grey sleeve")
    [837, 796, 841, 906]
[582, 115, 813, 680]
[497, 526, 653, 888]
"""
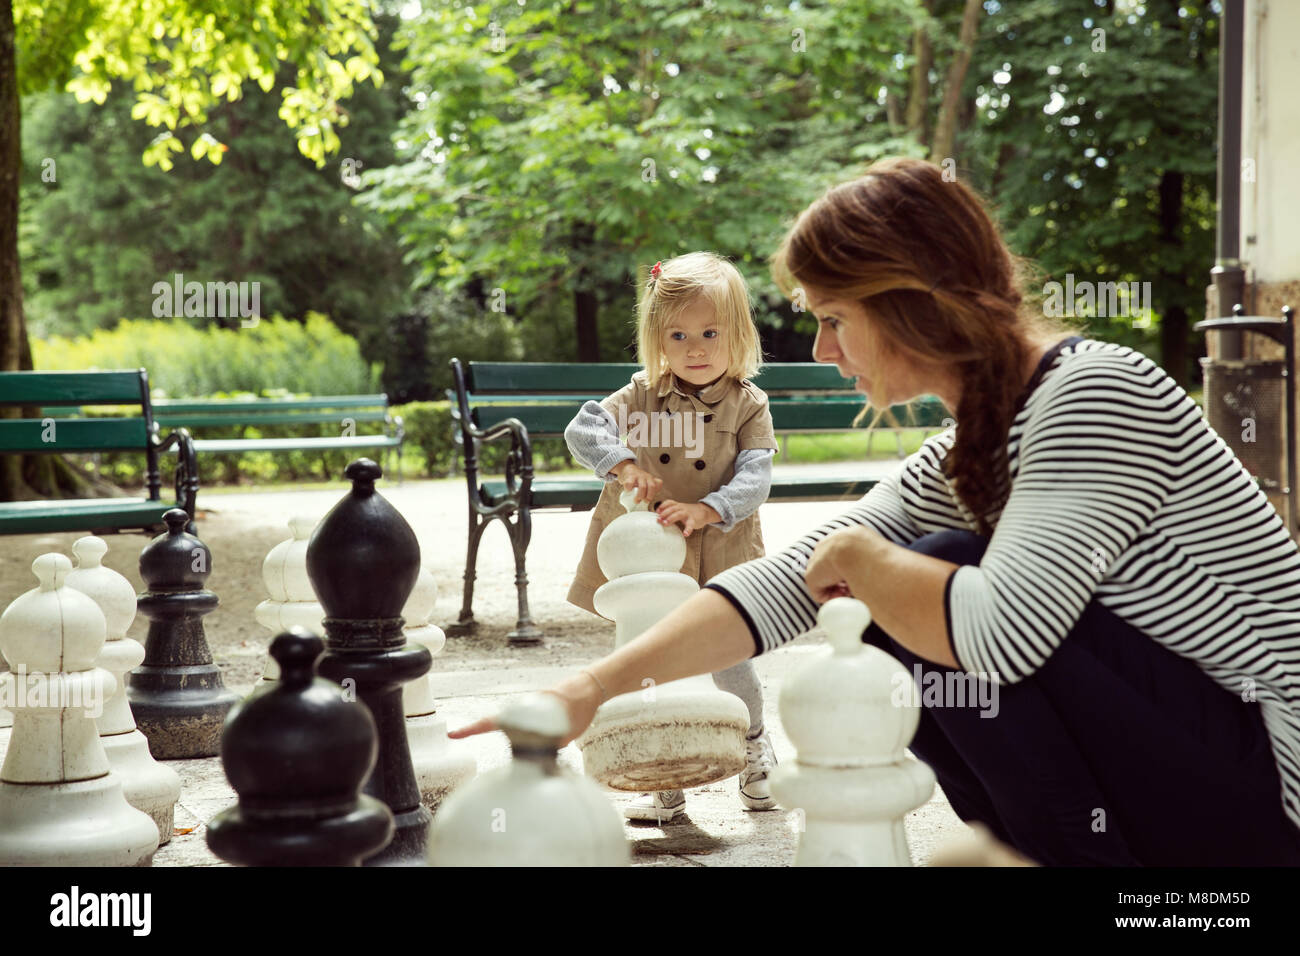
[564, 401, 635, 481]
[701, 448, 774, 532]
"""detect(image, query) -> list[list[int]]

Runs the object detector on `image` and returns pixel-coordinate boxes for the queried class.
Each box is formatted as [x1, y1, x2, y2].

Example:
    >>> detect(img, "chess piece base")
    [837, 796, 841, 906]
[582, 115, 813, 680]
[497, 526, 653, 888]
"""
[407, 713, 476, 811]
[129, 681, 239, 759]
[207, 794, 395, 867]
[770, 757, 936, 866]
[0, 775, 159, 866]
[363, 803, 432, 867]
[578, 677, 750, 791]
[101, 730, 182, 845]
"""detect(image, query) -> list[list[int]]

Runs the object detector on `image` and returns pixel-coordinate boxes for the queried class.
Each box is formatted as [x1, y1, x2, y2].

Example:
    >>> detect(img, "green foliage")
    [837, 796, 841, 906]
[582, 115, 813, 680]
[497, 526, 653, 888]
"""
[33, 313, 379, 397]
[14, 0, 383, 169]
[357, 0, 918, 361]
[19, 13, 415, 349]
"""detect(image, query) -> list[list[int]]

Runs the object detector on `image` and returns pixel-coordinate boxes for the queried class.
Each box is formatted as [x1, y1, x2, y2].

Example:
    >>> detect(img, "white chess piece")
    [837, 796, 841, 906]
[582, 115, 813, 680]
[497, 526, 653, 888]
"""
[402, 564, 476, 808]
[576, 490, 749, 791]
[428, 693, 628, 866]
[0, 554, 159, 865]
[254, 515, 323, 681]
[65, 536, 182, 845]
[769, 597, 935, 866]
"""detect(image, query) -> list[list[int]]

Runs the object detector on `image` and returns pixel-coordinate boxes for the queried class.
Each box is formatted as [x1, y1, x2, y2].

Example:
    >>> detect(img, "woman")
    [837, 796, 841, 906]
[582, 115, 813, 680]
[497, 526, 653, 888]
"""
[455, 157, 1300, 866]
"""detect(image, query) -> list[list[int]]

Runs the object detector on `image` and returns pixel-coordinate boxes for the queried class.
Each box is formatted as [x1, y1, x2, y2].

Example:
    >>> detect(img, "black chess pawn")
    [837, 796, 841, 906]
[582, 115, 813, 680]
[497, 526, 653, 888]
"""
[207, 630, 395, 866]
[129, 508, 239, 758]
[307, 458, 432, 866]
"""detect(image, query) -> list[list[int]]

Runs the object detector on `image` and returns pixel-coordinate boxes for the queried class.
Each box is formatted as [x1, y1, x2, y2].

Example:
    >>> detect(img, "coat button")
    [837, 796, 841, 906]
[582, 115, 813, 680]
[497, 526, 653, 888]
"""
[659, 453, 671, 464]
[703, 414, 714, 423]
[694, 460, 706, 470]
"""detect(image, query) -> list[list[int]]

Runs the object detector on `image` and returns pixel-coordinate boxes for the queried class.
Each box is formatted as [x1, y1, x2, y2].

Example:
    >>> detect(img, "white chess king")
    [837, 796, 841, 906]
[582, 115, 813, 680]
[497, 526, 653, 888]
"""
[769, 597, 935, 866]
[576, 489, 749, 791]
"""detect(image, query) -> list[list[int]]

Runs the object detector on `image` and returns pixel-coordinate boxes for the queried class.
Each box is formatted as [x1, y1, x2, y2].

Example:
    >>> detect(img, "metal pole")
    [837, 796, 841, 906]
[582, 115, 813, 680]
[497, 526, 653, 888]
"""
[1211, 0, 1246, 359]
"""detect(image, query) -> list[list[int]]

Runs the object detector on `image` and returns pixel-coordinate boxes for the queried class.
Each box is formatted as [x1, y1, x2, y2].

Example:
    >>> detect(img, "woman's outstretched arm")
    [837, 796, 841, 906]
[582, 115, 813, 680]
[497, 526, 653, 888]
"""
[449, 588, 754, 746]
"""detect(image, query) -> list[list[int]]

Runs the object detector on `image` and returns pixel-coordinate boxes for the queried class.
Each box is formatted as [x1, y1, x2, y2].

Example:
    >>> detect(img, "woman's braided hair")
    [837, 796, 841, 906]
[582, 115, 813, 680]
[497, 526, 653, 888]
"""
[771, 158, 1083, 536]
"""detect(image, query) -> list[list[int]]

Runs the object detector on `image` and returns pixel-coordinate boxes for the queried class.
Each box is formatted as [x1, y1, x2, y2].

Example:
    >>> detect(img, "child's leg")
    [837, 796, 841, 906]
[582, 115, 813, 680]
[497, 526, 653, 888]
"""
[712, 660, 764, 737]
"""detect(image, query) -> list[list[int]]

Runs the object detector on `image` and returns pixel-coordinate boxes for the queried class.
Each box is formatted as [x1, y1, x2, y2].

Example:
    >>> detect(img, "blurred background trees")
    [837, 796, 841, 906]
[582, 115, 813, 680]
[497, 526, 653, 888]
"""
[18, 0, 1221, 402]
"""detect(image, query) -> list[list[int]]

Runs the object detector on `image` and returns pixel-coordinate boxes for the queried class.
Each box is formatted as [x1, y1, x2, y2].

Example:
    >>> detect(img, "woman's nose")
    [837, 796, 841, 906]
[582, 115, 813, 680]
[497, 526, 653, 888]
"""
[812, 325, 838, 363]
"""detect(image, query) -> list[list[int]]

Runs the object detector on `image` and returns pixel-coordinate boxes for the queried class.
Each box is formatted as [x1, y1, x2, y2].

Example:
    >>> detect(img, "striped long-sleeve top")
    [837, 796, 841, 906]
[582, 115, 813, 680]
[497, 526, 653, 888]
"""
[705, 337, 1300, 831]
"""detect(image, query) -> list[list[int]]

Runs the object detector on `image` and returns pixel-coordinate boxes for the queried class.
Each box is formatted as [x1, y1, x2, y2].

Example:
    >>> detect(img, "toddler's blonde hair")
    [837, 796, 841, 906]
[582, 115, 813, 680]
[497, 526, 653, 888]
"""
[636, 251, 763, 388]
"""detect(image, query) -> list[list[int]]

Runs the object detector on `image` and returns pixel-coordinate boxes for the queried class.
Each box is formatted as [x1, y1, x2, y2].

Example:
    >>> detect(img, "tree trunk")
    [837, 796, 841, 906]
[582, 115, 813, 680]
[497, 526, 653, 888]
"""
[904, 0, 933, 139]
[930, 0, 983, 162]
[1158, 168, 1189, 390]
[0, 2, 106, 502]
[572, 222, 599, 362]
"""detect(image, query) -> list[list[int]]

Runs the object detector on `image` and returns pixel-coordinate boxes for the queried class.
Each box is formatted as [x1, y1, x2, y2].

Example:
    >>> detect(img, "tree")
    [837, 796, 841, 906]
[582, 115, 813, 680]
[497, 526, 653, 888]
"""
[2, 0, 383, 498]
[358, 0, 918, 364]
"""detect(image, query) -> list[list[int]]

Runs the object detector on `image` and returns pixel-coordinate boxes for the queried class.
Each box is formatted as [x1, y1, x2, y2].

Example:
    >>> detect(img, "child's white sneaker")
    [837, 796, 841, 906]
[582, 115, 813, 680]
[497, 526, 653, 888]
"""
[739, 730, 778, 810]
[623, 789, 686, 823]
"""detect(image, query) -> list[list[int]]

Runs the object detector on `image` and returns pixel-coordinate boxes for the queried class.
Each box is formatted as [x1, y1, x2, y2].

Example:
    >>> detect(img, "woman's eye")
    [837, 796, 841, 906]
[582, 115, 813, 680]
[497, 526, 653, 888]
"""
[820, 317, 840, 330]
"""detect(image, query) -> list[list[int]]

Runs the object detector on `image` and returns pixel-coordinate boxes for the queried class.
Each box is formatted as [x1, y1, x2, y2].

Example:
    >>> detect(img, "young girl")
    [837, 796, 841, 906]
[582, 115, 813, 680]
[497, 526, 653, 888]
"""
[563, 251, 779, 823]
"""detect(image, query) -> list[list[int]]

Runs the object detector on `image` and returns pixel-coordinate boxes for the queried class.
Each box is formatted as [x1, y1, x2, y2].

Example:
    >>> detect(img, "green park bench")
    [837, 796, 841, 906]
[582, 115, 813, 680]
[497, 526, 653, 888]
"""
[152, 394, 405, 480]
[0, 369, 198, 535]
[448, 359, 949, 644]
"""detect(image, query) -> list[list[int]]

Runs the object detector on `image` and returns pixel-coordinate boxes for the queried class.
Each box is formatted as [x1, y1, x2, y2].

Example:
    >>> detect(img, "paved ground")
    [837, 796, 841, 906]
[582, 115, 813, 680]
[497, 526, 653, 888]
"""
[1, 458, 976, 866]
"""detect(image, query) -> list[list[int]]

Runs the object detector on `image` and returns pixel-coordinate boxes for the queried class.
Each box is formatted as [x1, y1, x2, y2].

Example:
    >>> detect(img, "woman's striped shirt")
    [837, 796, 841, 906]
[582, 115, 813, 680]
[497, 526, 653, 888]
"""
[705, 337, 1300, 831]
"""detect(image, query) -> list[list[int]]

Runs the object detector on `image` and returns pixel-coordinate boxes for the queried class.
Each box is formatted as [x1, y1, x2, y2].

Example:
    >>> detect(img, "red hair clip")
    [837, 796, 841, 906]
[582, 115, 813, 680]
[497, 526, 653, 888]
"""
[650, 261, 662, 279]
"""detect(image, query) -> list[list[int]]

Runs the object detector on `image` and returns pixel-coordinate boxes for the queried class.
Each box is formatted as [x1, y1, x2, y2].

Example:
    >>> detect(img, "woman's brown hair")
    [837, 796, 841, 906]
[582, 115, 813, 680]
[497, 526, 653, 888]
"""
[770, 157, 1084, 536]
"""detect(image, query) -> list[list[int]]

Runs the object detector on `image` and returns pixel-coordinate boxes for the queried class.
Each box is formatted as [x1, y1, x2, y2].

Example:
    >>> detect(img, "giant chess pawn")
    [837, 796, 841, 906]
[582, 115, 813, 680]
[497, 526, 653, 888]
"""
[402, 564, 476, 809]
[428, 693, 628, 866]
[207, 630, 395, 866]
[308, 458, 432, 866]
[66, 537, 181, 844]
[0, 554, 159, 865]
[769, 598, 935, 866]
[129, 509, 239, 758]
[254, 515, 324, 682]
[576, 490, 749, 791]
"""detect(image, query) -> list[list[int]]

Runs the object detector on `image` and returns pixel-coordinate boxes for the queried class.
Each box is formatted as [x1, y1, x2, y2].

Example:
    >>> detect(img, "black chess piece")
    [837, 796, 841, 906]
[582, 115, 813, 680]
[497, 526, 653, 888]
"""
[129, 508, 239, 758]
[207, 629, 395, 866]
[307, 459, 432, 866]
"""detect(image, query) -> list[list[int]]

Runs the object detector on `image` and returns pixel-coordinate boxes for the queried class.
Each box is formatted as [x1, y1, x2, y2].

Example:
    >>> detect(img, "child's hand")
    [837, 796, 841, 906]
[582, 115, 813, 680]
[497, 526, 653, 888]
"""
[611, 461, 663, 504]
[656, 500, 721, 538]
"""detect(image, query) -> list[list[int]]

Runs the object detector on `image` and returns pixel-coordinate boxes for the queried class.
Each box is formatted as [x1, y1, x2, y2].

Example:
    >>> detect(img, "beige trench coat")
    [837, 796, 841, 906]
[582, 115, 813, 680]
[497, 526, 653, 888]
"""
[566, 370, 778, 617]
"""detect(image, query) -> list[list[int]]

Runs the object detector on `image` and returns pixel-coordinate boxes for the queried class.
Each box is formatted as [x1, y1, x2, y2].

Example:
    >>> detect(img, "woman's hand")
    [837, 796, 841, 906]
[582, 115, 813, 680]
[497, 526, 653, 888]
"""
[805, 526, 887, 603]
[611, 461, 663, 504]
[448, 670, 604, 748]
[656, 500, 720, 538]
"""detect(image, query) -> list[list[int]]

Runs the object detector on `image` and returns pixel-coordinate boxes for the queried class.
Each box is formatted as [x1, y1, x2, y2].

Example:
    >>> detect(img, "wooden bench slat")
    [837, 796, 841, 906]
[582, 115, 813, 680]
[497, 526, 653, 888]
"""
[153, 395, 391, 413]
[469, 363, 642, 392]
[156, 411, 389, 428]
[0, 418, 149, 453]
[479, 475, 881, 509]
[193, 435, 403, 454]
[0, 370, 144, 406]
[0, 498, 171, 534]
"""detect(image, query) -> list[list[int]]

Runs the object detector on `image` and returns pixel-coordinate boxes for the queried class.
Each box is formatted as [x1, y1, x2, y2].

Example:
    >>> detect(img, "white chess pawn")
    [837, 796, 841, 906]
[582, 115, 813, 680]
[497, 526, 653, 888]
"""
[402, 564, 476, 809]
[428, 693, 628, 866]
[254, 515, 324, 681]
[769, 597, 935, 866]
[65, 536, 182, 845]
[576, 490, 749, 791]
[0, 554, 159, 865]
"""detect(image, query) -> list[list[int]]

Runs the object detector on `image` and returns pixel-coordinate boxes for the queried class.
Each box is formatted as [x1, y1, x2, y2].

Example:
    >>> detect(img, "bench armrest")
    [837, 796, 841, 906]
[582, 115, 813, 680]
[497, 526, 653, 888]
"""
[153, 427, 200, 527]
[449, 359, 534, 516]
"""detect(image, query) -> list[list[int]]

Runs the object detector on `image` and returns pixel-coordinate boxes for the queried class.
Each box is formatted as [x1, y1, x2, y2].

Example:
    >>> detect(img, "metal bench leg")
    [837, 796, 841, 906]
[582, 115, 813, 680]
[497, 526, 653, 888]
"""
[447, 511, 489, 636]
[504, 508, 543, 646]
